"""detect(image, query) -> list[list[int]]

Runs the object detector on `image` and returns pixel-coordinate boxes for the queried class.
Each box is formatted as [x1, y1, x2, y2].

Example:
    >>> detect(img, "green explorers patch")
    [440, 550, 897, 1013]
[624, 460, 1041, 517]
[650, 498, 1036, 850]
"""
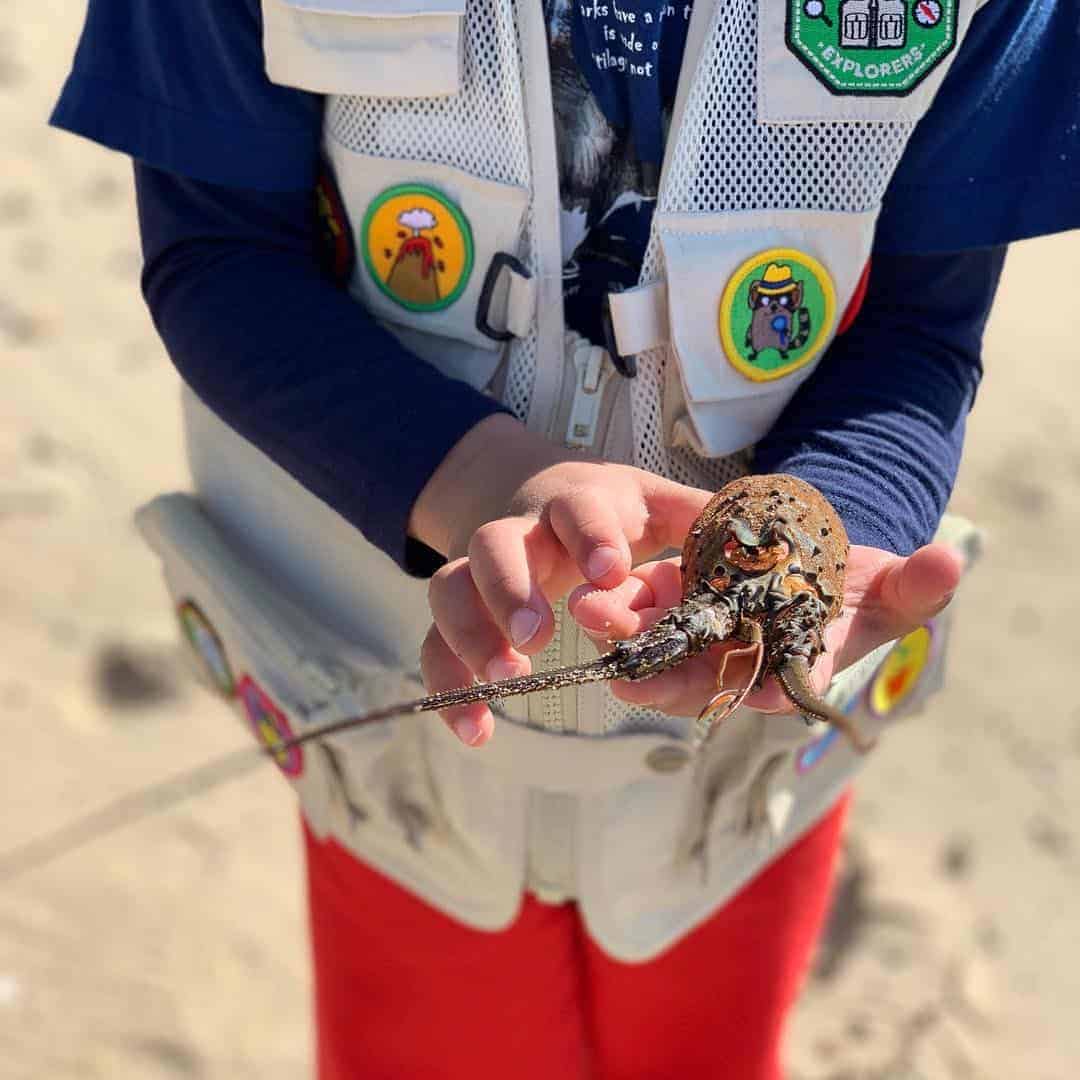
[787, 1, 958, 96]
[719, 249, 836, 382]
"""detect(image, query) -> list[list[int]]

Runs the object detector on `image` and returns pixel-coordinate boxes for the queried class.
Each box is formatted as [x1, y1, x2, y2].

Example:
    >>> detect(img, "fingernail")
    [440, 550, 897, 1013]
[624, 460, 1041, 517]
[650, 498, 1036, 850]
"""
[452, 716, 486, 746]
[931, 591, 955, 615]
[509, 608, 541, 648]
[486, 657, 521, 683]
[586, 546, 619, 582]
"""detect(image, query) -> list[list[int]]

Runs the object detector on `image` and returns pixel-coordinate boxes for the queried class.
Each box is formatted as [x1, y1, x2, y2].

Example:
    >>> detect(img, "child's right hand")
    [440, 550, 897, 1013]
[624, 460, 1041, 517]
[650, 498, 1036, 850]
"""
[407, 413, 713, 746]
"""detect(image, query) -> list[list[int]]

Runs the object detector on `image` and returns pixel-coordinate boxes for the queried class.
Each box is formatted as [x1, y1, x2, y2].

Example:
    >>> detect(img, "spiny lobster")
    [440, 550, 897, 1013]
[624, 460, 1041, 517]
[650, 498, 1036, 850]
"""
[280, 473, 875, 756]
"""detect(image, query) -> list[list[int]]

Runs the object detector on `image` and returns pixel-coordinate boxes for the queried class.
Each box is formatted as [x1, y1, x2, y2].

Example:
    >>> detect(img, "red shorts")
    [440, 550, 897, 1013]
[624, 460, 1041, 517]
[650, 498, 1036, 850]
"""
[304, 793, 848, 1080]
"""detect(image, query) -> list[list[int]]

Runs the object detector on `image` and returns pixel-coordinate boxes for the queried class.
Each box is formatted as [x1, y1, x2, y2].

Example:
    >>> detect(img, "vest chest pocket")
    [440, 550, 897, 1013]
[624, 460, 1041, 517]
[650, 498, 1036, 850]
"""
[261, 0, 465, 97]
[655, 208, 877, 458]
[326, 145, 532, 374]
[758, 0, 981, 124]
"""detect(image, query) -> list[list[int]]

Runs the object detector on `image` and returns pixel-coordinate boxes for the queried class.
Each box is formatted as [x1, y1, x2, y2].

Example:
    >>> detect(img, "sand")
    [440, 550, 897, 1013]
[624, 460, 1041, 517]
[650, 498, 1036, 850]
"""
[1, 3, 1077, 1077]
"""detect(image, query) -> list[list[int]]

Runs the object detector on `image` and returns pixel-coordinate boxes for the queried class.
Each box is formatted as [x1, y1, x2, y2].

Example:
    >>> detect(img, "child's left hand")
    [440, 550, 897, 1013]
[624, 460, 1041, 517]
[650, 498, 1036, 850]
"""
[567, 542, 963, 717]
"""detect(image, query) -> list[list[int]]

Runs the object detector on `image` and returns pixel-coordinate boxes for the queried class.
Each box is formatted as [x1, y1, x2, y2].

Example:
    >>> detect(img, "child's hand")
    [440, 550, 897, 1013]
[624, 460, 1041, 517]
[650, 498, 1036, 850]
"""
[567, 542, 962, 719]
[408, 415, 712, 746]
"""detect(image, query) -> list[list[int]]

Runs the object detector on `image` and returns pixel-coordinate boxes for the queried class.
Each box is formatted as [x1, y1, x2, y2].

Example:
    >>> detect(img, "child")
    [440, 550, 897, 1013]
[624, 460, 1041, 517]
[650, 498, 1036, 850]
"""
[53, 1, 1078, 1076]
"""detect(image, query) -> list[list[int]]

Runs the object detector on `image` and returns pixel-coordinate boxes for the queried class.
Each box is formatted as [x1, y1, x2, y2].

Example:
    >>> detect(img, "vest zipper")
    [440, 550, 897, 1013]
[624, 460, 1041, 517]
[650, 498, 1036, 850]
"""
[565, 339, 615, 450]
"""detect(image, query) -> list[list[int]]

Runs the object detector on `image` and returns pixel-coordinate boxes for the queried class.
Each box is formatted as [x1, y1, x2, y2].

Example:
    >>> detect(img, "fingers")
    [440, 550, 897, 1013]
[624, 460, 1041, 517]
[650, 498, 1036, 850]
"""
[546, 488, 632, 588]
[466, 517, 560, 656]
[876, 543, 963, 626]
[638, 476, 713, 554]
[422, 470, 718, 737]
[567, 558, 683, 640]
[428, 555, 537, 683]
[434, 492, 647, 685]
[838, 542, 963, 670]
[420, 625, 494, 747]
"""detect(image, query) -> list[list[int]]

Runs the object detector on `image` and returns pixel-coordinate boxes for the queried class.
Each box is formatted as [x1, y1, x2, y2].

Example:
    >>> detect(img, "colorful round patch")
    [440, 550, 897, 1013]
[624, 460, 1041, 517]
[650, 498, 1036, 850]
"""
[868, 624, 934, 718]
[719, 248, 836, 382]
[361, 184, 473, 313]
[237, 675, 303, 777]
[786, 0, 958, 96]
[177, 600, 234, 697]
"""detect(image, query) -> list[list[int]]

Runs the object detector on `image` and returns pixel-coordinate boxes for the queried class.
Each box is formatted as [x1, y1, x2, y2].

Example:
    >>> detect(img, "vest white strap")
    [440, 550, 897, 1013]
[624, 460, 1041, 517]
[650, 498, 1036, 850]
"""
[505, 264, 536, 339]
[479, 255, 536, 341]
[607, 281, 670, 358]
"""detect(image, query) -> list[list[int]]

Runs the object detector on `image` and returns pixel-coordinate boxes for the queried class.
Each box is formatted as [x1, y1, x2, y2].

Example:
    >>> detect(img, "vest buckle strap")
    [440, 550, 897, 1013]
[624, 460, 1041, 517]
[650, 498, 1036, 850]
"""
[475, 251, 535, 342]
[603, 282, 671, 376]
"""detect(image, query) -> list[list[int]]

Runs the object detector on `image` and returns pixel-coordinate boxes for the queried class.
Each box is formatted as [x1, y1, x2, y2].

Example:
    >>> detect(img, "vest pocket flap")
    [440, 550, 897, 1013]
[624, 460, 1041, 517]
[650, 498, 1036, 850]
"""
[262, 0, 464, 96]
[327, 146, 531, 362]
[657, 208, 877, 456]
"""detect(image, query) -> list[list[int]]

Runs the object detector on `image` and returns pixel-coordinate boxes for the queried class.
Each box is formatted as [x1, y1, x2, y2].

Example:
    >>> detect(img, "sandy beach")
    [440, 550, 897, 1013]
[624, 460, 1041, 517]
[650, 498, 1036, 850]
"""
[2, 4, 1078, 1078]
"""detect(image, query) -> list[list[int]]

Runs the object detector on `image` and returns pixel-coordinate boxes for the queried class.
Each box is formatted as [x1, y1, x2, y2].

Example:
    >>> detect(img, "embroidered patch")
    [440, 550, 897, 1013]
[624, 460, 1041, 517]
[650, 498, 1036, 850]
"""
[177, 600, 234, 697]
[868, 623, 934, 717]
[787, 1, 958, 96]
[314, 165, 355, 286]
[719, 248, 836, 382]
[237, 675, 303, 778]
[362, 184, 474, 313]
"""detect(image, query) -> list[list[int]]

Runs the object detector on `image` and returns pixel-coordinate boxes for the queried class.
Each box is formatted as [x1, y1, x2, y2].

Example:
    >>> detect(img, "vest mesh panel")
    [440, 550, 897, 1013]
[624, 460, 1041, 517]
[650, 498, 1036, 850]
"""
[324, 0, 538, 423]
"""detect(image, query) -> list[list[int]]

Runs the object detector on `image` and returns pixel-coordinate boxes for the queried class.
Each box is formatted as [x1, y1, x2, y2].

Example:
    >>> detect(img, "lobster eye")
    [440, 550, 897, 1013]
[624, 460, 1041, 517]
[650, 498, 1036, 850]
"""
[723, 536, 791, 573]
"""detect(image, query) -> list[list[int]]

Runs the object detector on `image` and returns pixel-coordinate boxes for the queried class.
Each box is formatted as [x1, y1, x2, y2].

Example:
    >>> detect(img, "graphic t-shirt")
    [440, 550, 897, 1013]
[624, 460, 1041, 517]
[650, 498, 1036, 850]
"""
[545, 0, 694, 346]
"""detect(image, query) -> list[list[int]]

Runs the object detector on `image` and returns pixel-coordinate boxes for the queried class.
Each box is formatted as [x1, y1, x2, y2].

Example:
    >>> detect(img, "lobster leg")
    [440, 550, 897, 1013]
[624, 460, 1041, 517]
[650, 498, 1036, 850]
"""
[775, 657, 877, 754]
[692, 620, 765, 749]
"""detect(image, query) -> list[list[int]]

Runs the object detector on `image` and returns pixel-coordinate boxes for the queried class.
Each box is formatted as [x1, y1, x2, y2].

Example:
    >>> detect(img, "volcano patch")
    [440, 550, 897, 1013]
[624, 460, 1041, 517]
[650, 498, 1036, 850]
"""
[362, 184, 474, 313]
